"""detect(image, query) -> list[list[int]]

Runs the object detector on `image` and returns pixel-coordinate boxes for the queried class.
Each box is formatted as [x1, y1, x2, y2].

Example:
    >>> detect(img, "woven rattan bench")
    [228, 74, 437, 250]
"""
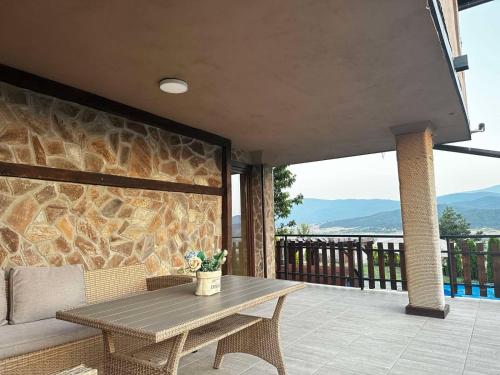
[1, 265, 193, 375]
[57, 276, 304, 375]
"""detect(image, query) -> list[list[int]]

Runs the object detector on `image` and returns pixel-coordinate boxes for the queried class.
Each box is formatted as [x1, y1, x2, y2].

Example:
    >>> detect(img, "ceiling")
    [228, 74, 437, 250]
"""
[0, 0, 469, 165]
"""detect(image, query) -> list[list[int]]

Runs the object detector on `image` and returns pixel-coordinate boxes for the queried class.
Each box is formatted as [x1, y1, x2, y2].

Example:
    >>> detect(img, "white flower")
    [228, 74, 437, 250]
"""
[187, 256, 202, 272]
[220, 256, 227, 265]
[223, 250, 228, 256]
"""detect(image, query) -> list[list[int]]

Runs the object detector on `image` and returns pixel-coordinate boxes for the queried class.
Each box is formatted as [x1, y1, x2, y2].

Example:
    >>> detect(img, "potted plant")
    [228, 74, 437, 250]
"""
[183, 249, 228, 296]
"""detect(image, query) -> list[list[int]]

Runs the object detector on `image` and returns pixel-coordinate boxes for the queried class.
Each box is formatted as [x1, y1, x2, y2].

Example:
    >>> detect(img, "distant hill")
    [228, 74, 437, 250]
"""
[437, 191, 500, 205]
[477, 185, 500, 194]
[232, 215, 241, 237]
[276, 198, 400, 225]
[320, 206, 500, 231]
[283, 184, 500, 232]
[320, 209, 403, 232]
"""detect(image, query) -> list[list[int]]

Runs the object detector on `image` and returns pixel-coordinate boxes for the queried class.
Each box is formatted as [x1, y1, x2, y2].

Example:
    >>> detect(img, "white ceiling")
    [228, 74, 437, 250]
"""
[0, 0, 469, 165]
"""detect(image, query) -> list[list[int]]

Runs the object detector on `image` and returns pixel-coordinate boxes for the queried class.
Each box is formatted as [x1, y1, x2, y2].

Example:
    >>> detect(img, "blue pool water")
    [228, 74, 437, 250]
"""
[443, 283, 498, 299]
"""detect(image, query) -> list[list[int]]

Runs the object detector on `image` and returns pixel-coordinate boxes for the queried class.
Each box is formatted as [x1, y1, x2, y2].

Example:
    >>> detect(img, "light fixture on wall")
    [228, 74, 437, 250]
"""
[159, 78, 188, 94]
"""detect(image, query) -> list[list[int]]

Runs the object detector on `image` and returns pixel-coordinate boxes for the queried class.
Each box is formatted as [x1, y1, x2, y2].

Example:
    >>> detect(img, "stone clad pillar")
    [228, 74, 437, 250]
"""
[395, 126, 449, 318]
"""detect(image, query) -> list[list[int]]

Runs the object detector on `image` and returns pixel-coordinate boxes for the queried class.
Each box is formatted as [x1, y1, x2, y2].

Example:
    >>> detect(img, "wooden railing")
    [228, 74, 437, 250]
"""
[444, 236, 500, 298]
[275, 234, 500, 297]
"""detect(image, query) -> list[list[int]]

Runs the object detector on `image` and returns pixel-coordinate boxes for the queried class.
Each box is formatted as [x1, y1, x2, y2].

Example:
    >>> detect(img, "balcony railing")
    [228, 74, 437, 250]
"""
[274, 234, 500, 298]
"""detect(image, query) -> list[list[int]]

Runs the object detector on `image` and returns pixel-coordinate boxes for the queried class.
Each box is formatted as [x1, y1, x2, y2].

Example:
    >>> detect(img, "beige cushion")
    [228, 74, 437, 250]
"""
[9, 265, 86, 324]
[0, 318, 100, 360]
[0, 269, 6, 326]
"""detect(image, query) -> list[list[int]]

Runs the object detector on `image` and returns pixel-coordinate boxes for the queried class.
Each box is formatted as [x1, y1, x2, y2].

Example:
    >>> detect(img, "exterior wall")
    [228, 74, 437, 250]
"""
[396, 129, 445, 311]
[0, 82, 222, 275]
[440, 0, 461, 58]
[439, 0, 467, 101]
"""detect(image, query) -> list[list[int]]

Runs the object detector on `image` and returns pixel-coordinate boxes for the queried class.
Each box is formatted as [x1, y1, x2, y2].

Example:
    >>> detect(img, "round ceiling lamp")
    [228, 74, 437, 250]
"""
[159, 78, 188, 94]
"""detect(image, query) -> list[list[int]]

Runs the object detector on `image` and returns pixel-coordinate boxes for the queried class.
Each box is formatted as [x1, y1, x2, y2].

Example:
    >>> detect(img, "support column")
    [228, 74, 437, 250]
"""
[251, 165, 275, 278]
[395, 126, 449, 319]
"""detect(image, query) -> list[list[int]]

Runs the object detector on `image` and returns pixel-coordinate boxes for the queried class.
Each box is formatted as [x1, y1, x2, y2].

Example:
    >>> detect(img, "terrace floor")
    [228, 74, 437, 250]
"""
[177, 284, 500, 375]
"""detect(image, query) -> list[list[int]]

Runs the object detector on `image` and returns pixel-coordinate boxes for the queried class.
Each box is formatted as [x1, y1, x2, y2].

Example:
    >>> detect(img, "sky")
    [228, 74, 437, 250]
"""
[287, 2, 500, 201]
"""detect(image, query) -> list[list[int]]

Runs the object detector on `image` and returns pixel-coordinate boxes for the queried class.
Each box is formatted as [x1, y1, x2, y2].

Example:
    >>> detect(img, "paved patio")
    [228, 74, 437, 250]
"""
[177, 284, 500, 375]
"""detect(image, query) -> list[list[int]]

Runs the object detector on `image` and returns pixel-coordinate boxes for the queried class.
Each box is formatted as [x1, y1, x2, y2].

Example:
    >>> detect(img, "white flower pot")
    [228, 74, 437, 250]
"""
[195, 270, 221, 296]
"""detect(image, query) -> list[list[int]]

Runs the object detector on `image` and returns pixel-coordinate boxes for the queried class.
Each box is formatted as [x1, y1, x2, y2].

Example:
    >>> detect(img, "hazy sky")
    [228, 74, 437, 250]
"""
[288, 2, 500, 201]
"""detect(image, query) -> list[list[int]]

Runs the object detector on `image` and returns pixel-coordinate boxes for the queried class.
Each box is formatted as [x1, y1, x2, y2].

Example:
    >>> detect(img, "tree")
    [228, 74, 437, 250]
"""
[296, 223, 311, 235]
[439, 207, 471, 280]
[439, 207, 471, 236]
[273, 166, 303, 234]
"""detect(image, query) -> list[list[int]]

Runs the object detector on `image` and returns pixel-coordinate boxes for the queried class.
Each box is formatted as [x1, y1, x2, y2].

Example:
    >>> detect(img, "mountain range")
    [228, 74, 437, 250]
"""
[279, 185, 500, 233]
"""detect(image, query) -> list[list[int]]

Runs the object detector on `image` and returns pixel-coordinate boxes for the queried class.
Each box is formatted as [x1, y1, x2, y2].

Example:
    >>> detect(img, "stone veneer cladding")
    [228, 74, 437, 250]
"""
[0, 82, 222, 275]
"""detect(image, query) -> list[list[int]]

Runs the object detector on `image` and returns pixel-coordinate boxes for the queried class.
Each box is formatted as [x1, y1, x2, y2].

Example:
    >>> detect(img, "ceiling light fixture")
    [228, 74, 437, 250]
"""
[159, 78, 188, 94]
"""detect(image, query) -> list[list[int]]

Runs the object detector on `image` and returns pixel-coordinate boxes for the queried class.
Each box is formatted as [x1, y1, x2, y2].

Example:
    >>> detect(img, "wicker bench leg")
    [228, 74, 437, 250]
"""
[214, 296, 287, 374]
[161, 332, 188, 375]
[104, 331, 188, 375]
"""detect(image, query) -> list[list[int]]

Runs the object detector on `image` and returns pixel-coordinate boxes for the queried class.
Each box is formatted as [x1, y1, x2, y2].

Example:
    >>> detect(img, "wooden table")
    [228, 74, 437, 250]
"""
[57, 276, 304, 375]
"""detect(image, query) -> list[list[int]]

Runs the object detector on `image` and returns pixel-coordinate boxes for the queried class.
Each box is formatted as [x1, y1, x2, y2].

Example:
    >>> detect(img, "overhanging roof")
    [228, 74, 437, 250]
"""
[0, 0, 469, 165]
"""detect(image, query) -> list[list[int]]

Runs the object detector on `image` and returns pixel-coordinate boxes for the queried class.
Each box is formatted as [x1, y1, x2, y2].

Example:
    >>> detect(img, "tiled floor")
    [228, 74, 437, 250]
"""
[177, 284, 500, 375]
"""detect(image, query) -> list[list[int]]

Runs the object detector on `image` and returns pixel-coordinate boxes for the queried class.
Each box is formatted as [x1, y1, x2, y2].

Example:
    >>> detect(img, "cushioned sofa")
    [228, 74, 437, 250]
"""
[0, 264, 193, 375]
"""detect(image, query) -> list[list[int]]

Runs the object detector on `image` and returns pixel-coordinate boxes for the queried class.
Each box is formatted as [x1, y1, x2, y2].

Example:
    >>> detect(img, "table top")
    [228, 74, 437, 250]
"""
[57, 275, 304, 342]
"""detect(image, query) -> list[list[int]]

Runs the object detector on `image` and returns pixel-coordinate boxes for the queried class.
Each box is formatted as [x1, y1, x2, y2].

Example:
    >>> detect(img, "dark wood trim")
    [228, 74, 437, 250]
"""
[231, 160, 251, 174]
[221, 144, 233, 275]
[261, 165, 268, 278]
[0, 161, 222, 196]
[0, 64, 230, 147]
[241, 171, 256, 277]
[405, 304, 450, 319]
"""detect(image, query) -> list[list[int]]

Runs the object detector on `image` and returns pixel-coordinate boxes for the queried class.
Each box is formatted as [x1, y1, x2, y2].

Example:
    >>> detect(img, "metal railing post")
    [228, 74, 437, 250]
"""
[284, 235, 289, 281]
[446, 237, 455, 298]
[357, 236, 364, 290]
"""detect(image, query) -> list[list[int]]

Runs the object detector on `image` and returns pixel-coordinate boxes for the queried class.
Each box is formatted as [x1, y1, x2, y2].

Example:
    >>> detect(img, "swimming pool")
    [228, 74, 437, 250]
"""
[443, 283, 498, 299]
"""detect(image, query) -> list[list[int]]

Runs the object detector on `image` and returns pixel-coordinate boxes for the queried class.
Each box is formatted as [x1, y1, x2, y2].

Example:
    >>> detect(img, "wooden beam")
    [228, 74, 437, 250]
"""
[243, 171, 256, 277]
[261, 165, 268, 278]
[0, 161, 223, 196]
[0, 64, 230, 148]
[221, 144, 233, 274]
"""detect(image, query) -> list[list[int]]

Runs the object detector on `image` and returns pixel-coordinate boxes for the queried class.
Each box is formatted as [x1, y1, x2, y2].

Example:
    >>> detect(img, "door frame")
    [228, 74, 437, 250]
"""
[232, 160, 256, 276]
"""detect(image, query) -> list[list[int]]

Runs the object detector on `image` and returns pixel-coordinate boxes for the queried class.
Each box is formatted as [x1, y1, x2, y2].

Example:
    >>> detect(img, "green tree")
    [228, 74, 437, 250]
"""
[274, 166, 303, 235]
[439, 207, 471, 280]
[296, 223, 311, 235]
[439, 207, 471, 236]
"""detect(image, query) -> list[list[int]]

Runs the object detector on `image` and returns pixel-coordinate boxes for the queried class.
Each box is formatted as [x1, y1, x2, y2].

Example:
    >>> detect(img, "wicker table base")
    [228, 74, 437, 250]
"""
[53, 364, 97, 375]
[104, 296, 287, 375]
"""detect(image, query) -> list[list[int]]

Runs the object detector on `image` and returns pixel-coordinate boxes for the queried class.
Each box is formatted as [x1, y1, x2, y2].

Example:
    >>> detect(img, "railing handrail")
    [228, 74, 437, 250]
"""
[274, 233, 500, 239]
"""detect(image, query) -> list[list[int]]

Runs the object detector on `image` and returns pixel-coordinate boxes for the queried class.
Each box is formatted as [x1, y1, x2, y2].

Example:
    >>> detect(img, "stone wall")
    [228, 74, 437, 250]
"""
[0, 82, 222, 275]
[262, 166, 275, 278]
[250, 165, 275, 278]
